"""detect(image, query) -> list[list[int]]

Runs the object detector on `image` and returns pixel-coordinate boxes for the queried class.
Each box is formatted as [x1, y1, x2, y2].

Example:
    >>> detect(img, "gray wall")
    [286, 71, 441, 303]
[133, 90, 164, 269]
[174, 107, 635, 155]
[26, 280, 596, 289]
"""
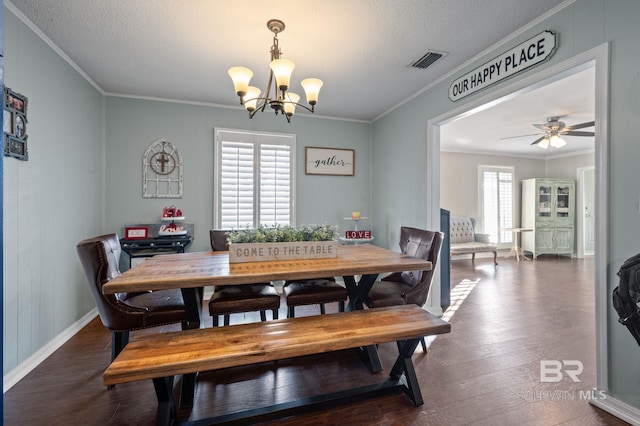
[3, 7, 372, 376]
[371, 0, 640, 410]
[104, 97, 372, 253]
[440, 151, 595, 230]
[3, 10, 105, 372]
[440, 152, 546, 229]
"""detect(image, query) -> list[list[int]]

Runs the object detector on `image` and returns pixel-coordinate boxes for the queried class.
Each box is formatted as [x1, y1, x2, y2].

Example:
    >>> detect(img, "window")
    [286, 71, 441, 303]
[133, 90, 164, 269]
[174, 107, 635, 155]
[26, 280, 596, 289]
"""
[479, 166, 514, 244]
[214, 128, 296, 229]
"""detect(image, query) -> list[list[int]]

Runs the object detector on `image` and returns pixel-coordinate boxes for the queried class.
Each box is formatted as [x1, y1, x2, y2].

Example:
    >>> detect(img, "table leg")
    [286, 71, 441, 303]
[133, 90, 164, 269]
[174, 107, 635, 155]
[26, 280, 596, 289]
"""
[179, 287, 202, 408]
[343, 274, 382, 372]
[344, 274, 378, 311]
[504, 231, 531, 261]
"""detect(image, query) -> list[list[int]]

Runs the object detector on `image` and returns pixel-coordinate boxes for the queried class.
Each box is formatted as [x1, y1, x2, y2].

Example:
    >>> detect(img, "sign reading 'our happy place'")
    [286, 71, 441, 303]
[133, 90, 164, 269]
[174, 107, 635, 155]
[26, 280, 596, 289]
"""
[449, 31, 557, 101]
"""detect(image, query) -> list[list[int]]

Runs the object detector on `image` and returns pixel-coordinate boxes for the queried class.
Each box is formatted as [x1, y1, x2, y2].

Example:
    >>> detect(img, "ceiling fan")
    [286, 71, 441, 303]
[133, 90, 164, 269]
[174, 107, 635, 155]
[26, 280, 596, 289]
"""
[502, 116, 595, 149]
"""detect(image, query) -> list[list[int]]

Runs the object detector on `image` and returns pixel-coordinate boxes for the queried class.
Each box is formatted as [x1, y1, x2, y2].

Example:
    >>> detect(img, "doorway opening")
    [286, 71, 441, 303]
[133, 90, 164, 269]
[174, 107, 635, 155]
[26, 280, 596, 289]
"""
[427, 44, 609, 392]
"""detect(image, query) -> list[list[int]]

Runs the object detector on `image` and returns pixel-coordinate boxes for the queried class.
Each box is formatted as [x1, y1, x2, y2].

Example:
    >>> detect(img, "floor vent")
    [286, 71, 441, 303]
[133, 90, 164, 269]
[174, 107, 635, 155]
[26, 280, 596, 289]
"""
[410, 50, 448, 69]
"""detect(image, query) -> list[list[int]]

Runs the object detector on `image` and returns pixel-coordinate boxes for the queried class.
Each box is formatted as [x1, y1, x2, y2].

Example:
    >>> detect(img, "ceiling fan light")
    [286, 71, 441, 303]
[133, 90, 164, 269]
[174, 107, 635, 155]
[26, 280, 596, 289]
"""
[550, 135, 566, 148]
[538, 138, 550, 149]
[270, 59, 295, 91]
[243, 86, 261, 112]
[228, 67, 253, 97]
[301, 78, 323, 105]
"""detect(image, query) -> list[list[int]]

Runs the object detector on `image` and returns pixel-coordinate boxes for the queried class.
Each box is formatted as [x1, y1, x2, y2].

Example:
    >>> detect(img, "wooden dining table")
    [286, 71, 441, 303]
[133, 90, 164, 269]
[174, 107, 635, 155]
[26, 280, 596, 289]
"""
[104, 244, 432, 319]
[103, 244, 432, 407]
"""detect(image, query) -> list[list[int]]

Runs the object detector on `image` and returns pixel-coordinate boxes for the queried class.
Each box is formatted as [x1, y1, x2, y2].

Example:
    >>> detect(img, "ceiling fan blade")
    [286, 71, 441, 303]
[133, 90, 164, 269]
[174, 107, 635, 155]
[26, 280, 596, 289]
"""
[533, 123, 550, 131]
[562, 130, 595, 137]
[530, 136, 547, 145]
[564, 121, 595, 131]
[499, 133, 544, 140]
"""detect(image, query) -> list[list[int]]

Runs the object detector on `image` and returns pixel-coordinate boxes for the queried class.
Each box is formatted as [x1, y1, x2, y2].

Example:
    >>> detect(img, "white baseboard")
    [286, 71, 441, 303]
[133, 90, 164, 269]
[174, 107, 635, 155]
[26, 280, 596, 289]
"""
[591, 391, 640, 425]
[3, 308, 98, 393]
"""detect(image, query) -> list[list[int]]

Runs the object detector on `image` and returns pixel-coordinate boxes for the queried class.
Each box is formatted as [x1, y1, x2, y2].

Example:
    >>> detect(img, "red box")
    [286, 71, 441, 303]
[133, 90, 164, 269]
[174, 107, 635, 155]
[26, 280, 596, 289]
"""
[125, 226, 149, 240]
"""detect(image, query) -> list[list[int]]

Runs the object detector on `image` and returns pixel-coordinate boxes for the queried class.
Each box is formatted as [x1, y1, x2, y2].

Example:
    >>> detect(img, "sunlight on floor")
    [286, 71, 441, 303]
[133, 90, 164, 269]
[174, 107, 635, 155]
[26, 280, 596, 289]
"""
[423, 278, 479, 348]
[442, 278, 480, 322]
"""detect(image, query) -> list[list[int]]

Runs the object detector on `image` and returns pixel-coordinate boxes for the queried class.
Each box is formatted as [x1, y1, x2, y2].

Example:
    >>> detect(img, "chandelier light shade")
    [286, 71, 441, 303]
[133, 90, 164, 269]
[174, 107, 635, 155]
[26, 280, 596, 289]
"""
[228, 19, 323, 122]
[228, 67, 253, 97]
[301, 78, 323, 105]
[283, 92, 300, 116]
[270, 59, 295, 91]
[243, 86, 262, 112]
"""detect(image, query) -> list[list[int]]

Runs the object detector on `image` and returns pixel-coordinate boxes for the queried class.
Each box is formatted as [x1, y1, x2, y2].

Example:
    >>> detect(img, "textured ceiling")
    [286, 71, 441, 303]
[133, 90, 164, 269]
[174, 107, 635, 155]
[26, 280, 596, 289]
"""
[7, 0, 567, 122]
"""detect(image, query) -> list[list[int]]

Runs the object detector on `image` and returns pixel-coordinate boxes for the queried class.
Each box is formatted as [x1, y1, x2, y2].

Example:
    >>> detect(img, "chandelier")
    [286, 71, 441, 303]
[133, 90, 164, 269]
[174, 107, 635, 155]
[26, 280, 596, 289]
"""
[228, 19, 323, 122]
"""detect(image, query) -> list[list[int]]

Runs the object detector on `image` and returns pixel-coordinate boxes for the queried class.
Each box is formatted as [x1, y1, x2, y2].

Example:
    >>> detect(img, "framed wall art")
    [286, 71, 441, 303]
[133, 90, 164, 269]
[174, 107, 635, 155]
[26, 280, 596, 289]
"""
[305, 146, 355, 176]
[143, 138, 183, 198]
[4, 134, 28, 161]
[4, 87, 29, 161]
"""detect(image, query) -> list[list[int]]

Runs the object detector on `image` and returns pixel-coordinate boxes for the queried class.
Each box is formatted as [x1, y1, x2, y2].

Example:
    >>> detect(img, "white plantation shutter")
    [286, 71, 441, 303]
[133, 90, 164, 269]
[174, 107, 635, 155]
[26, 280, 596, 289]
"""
[260, 144, 291, 226]
[220, 141, 254, 228]
[215, 129, 295, 229]
[480, 166, 514, 244]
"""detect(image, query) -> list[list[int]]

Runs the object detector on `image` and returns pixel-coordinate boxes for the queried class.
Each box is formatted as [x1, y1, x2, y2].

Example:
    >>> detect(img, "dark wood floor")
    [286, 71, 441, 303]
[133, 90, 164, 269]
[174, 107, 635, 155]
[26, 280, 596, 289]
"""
[4, 255, 630, 425]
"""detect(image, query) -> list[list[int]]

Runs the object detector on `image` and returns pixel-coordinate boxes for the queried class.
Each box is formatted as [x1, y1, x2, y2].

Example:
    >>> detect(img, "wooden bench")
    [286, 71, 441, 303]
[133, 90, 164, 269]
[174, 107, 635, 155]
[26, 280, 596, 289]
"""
[103, 305, 451, 425]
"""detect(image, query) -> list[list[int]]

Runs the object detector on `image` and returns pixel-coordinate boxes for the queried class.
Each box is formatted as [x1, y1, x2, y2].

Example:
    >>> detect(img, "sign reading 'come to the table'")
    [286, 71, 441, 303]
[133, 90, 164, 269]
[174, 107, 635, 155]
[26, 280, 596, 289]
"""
[228, 240, 338, 263]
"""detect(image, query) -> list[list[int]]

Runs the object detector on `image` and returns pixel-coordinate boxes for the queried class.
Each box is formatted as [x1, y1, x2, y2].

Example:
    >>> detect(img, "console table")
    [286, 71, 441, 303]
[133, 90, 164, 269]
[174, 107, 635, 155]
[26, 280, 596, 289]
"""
[120, 235, 193, 268]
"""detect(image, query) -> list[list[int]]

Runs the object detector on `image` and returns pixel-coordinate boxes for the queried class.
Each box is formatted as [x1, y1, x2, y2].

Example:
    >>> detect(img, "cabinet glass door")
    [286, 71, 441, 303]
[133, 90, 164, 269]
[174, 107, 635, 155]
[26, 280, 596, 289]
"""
[555, 185, 571, 219]
[537, 185, 552, 219]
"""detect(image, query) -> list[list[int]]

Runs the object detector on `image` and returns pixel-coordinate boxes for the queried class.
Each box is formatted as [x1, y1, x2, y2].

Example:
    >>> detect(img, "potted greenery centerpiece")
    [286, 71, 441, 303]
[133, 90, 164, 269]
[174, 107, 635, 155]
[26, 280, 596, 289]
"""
[226, 224, 338, 263]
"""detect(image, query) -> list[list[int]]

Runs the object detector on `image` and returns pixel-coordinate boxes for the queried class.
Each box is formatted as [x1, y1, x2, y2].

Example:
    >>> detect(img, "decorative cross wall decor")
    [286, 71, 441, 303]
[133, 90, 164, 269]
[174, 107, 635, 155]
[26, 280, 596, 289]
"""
[143, 139, 183, 198]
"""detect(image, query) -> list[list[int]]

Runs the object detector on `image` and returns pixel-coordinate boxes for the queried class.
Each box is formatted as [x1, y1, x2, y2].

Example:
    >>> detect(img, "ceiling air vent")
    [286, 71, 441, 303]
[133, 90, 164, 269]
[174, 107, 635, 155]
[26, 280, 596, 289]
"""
[410, 50, 448, 69]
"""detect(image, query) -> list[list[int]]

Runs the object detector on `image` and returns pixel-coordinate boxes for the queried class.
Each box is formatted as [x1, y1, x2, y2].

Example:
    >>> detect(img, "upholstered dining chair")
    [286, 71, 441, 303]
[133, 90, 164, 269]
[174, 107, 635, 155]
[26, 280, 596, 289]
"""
[283, 277, 348, 318]
[364, 226, 444, 351]
[208, 230, 280, 326]
[76, 234, 189, 362]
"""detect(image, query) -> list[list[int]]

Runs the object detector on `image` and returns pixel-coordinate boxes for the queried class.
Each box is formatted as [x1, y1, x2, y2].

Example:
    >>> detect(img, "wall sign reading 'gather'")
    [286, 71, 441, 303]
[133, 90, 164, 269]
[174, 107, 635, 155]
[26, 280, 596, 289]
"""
[143, 139, 183, 198]
[305, 146, 355, 176]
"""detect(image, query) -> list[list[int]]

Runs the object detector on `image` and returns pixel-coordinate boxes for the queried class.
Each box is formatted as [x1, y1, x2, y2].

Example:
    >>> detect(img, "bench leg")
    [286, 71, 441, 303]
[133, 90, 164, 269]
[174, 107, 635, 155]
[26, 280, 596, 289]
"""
[153, 376, 176, 426]
[111, 331, 129, 362]
[109, 331, 129, 389]
[390, 338, 423, 406]
[355, 345, 383, 373]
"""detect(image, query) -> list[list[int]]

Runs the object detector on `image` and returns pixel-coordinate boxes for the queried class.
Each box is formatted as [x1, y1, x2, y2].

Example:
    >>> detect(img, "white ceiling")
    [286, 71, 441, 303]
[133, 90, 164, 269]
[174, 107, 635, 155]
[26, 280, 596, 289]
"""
[8, 1, 592, 158]
[441, 65, 595, 158]
[8, 0, 567, 121]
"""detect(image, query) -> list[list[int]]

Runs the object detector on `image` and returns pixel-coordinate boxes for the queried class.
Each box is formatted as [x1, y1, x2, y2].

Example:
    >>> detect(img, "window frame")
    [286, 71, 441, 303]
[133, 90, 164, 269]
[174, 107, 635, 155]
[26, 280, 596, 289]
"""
[214, 128, 296, 229]
[478, 165, 515, 245]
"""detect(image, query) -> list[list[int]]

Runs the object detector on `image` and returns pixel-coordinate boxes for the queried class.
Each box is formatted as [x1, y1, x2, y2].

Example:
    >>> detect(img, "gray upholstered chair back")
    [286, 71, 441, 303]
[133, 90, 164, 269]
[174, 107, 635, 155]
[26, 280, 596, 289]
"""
[210, 230, 229, 251]
[397, 226, 444, 306]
